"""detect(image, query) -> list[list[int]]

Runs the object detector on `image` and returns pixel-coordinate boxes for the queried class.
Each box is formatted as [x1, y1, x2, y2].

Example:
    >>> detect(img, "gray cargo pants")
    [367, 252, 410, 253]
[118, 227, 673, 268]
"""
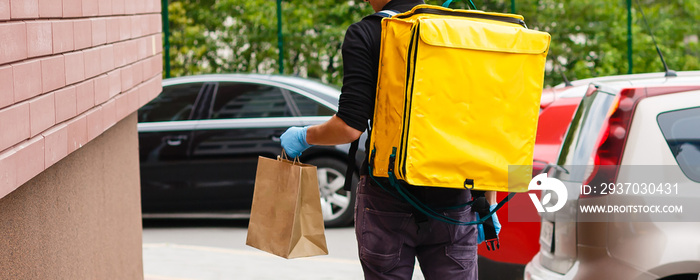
[355, 176, 478, 280]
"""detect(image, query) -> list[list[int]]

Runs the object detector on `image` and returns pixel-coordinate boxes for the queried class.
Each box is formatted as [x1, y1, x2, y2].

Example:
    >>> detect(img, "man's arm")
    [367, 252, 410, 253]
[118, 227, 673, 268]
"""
[280, 115, 362, 157]
[306, 115, 363, 145]
[281, 22, 374, 158]
[485, 191, 497, 206]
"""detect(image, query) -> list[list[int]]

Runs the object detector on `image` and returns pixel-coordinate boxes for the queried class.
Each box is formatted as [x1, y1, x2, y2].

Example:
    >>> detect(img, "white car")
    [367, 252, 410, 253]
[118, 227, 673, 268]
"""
[525, 73, 700, 280]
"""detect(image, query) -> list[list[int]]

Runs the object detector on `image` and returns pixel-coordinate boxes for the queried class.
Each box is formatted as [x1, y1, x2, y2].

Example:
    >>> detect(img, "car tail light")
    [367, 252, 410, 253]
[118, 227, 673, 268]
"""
[581, 85, 700, 198]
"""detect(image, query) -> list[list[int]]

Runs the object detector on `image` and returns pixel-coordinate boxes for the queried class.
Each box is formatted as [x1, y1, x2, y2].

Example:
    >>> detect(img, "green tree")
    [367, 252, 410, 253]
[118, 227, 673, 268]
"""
[506, 0, 700, 86]
[166, 0, 370, 84]
[167, 0, 220, 77]
[164, 0, 700, 88]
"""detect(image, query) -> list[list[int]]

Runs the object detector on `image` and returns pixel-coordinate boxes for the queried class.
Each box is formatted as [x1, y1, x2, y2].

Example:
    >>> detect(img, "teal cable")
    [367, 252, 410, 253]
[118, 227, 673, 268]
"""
[443, 0, 477, 9]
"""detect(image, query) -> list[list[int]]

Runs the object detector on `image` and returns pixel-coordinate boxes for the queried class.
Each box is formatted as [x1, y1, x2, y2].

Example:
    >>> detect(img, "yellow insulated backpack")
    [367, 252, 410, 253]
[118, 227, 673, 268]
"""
[368, 4, 551, 193]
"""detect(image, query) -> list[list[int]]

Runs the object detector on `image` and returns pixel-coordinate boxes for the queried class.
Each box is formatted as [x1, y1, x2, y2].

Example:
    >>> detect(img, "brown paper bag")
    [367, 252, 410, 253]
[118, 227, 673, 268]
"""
[246, 156, 329, 258]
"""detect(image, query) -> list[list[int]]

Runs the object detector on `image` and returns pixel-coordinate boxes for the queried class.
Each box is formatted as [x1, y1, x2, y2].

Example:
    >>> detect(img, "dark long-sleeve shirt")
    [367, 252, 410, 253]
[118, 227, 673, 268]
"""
[338, 0, 473, 211]
[336, 0, 424, 175]
[336, 0, 425, 133]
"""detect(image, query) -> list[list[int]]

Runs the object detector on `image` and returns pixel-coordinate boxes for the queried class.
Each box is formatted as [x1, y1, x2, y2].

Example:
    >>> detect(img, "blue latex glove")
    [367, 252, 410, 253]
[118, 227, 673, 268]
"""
[476, 204, 501, 244]
[280, 126, 312, 158]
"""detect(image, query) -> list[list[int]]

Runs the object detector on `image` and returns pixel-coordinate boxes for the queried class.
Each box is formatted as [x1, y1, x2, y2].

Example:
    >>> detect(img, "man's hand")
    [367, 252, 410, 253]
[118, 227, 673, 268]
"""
[280, 126, 312, 158]
[476, 204, 501, 244]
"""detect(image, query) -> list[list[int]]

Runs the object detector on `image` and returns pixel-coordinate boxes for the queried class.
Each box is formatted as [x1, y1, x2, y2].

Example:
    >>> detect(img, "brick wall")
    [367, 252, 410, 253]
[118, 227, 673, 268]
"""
[0, 0, 163, 199]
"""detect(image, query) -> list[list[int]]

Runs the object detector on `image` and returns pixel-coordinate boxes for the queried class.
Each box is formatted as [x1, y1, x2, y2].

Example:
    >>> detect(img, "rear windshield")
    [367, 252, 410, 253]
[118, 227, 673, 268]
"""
[555, 85, 618, 181]
[657, 106, 700, 183]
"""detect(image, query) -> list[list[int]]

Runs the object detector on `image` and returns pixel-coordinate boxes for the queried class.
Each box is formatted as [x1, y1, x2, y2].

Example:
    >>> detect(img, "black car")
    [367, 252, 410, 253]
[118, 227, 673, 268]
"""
[137, 74, 364, 227]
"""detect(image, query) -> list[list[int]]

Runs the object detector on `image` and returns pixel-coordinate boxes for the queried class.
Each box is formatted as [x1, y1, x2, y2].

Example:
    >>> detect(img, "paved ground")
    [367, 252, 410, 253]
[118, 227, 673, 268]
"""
[142, 219, 425, 280]
[143, 243, 365, 280]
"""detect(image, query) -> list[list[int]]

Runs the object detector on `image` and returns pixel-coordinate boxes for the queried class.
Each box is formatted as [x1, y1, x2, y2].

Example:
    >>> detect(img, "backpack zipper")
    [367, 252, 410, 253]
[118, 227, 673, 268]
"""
[397, 25, 421, 179]
[397, 7, 527, 28]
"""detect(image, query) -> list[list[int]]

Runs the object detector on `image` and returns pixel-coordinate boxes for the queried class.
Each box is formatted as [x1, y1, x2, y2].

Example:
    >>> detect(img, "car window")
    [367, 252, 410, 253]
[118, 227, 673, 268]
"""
[556, 86, 618, 181]
[138, 82, 203, 122]
[657, 106, 700, 183]
[290, 92, 335, 116]
[211, 82, 293, 119]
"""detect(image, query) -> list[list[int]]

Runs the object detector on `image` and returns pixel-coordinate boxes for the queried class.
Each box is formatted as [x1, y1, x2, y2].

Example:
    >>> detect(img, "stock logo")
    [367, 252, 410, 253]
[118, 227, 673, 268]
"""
[528, 174, 568, 213]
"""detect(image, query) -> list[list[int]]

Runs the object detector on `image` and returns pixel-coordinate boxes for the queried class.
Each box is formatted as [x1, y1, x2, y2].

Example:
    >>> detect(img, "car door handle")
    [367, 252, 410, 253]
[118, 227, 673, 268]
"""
[164, 135, 188, 146]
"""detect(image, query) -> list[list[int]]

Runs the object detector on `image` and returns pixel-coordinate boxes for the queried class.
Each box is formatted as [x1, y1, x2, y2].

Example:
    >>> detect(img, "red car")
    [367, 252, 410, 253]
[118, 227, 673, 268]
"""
[533, 71, 691, 173]
[478, 71, 698, 278]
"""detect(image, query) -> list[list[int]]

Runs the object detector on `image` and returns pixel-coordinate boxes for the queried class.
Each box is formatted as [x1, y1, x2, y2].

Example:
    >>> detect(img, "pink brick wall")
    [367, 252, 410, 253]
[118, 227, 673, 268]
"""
[0, 0, 163, 199]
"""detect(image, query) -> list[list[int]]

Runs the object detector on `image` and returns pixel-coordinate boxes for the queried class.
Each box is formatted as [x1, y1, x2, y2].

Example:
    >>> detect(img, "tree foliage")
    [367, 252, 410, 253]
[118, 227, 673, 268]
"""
[165, 0, 700, 87]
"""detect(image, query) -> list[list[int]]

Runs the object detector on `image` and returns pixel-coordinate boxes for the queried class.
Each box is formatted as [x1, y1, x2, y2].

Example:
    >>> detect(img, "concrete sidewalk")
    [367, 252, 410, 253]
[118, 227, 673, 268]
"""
[142, 243, 425, 280]
[141, 220, 427, 280]
[143, 243, 363, 280]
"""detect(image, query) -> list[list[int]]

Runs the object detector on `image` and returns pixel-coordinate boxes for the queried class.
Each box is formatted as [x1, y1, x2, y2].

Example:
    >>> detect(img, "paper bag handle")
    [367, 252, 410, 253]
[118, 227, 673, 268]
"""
[279, 149, 300, 164]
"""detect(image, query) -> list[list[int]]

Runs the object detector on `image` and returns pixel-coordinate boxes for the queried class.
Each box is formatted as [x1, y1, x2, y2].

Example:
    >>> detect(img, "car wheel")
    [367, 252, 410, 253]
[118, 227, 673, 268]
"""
[307, 158, 357, 228]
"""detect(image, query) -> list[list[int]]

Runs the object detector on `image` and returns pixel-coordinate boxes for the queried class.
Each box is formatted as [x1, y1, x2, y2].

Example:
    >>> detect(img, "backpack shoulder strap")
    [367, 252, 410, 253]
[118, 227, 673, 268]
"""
[364, 9, 399, 21]
[343, 139, 360, 191]
[374, 10, 399, 18]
